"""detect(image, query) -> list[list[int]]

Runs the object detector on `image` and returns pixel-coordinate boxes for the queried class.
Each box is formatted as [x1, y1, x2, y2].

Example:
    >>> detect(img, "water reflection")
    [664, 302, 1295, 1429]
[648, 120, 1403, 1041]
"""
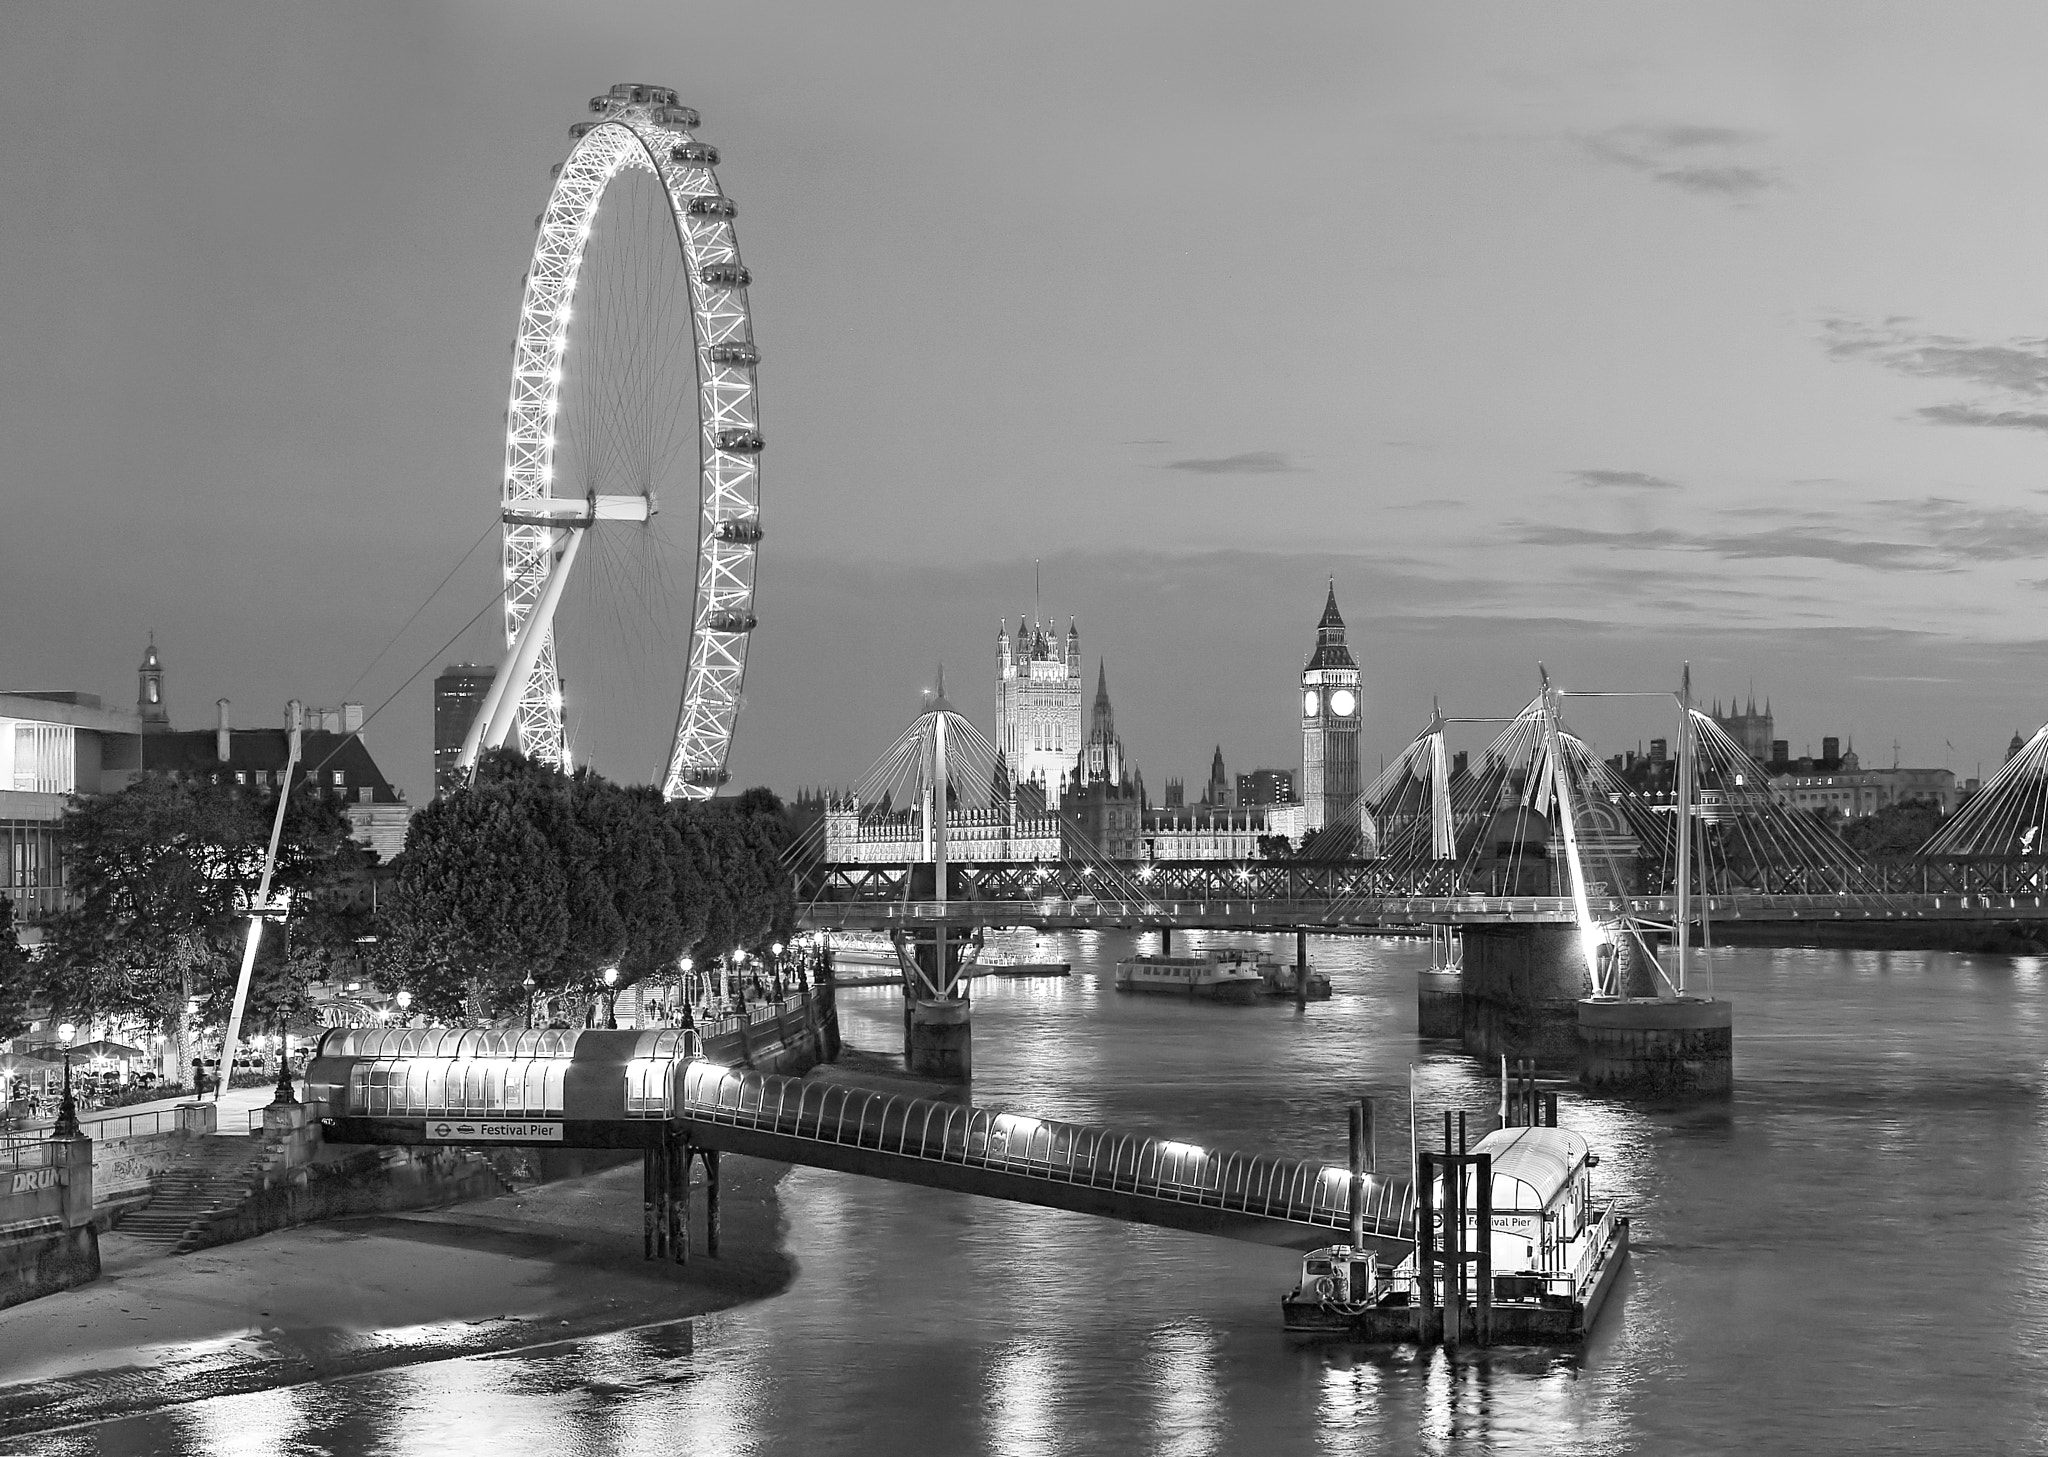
[30, 938, 2048, 1455]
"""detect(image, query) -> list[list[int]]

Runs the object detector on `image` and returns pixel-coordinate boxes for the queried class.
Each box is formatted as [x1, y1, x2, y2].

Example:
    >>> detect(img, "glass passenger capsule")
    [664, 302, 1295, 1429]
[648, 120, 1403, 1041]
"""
[685, 196, 738, 219]
[716, 517, 765, 544]
[700, 262, 751, 288]
[656, 105, 703, 129]
[671, 141, 721, 167]
[679, 766, 731, 788]
[714, 429, 765, 454]
[706, 610, 759, 634]
[706, 343, 759, 367]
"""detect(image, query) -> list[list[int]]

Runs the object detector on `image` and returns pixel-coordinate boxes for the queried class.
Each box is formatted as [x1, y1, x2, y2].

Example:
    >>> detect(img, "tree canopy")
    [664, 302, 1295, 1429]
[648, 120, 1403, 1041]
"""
[373, 751, 796, 1024]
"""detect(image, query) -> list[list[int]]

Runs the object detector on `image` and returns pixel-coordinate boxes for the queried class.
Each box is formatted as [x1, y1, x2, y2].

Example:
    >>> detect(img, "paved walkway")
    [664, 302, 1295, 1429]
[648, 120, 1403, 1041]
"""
[8, 1083, 301, 1140]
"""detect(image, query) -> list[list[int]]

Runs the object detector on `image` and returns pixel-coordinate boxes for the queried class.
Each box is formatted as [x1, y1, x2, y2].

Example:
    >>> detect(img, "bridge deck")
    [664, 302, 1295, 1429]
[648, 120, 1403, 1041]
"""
[677, 1062, 1414, 1253]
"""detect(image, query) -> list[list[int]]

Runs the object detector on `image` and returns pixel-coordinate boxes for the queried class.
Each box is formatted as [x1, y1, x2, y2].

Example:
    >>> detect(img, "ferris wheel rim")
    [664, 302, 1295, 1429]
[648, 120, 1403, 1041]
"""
[499, 85, 762, 800]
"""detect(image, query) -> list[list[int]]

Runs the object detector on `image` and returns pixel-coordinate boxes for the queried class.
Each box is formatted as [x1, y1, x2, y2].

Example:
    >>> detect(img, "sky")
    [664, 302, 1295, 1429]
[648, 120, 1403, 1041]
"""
[7, 2, 2048, 804]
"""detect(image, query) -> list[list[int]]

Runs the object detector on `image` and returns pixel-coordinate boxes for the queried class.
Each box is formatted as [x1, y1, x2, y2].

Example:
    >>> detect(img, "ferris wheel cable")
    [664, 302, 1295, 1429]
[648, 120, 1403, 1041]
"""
[338, 517, 500, 703]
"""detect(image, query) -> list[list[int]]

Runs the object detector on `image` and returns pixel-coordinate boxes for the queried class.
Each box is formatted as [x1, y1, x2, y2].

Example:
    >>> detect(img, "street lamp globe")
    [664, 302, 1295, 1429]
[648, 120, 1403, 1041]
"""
[772, 942, 784, 957]
[57, 1023, 75, 1047]
[395, 990, 413, 1015]
[603, 967, 619, 988]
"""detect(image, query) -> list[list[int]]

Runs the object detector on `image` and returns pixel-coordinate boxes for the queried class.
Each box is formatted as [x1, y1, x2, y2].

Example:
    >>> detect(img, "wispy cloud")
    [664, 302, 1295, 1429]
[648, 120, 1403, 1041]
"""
[1569, 468, 1679, 491]
[1822, 319, 2048, 395]
[1514, 521, 1939, 571]
[1513, 495, 2048, 572]
[1917, 403, 2048, 433]
[1578, 123, 1778, 200]
[1161, 450, 1305, 475]
[1822, 319, 2048, 434]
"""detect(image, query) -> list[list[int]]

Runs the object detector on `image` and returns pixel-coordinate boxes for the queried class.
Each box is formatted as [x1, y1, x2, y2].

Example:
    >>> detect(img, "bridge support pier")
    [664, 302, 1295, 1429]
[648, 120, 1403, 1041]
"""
[1578, 997, 1733, 1097]
[1456, 925, 1592, 1068]
[1417, 970, 1464, 1039]
[897, 925, 974, 1081]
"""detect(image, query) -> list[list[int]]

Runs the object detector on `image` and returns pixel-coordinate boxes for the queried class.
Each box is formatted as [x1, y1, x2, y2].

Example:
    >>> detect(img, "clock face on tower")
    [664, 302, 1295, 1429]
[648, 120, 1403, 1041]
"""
[1330, 688, 1356, 716]
[1303, 690, 1319, 715]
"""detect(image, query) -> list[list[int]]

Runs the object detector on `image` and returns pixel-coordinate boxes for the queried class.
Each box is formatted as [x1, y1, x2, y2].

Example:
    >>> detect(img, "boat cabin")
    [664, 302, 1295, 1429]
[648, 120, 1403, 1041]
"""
[1438, 1125, 1594, 1282]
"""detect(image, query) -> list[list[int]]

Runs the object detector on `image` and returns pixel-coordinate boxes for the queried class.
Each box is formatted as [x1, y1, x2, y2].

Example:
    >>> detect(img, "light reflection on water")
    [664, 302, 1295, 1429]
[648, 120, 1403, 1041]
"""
[38, 935, 2048, 1455]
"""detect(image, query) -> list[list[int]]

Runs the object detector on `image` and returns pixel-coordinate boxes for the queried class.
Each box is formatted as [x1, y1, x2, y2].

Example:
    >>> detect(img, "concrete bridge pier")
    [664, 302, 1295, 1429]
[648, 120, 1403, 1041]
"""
[896, 924, 973, 1081]
[1455, 925, 1596, 1068]
[1577, 996, 1733, 1097]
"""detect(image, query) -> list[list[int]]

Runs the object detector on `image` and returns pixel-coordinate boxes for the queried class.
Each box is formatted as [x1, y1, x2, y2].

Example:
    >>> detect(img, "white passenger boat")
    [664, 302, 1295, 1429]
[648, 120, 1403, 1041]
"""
[1112, 953, 1263, 1004]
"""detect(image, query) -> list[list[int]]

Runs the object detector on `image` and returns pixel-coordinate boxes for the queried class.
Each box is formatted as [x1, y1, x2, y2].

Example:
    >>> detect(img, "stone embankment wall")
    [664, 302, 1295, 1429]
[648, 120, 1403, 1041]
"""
[177, 1142, 506, 1255]
[1, 1137, 97, 1310]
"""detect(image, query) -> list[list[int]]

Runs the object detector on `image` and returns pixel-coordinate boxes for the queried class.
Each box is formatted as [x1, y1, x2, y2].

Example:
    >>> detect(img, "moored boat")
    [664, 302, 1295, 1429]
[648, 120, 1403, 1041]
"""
[983, 957, 1071, 978]
[1282, 1124, 1628, 1345]
[1253, 958, 1332, 1000]
[1113, 953, 1262, 1004]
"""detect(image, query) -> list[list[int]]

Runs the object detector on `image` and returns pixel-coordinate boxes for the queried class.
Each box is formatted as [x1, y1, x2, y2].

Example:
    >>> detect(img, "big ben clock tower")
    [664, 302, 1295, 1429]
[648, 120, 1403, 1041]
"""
[1301, 580, 1360, 834]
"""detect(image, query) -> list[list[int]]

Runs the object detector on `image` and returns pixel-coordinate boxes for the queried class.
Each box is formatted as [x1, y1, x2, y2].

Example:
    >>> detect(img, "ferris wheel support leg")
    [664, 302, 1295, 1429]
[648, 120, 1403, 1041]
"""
[476, 527, 586, 762]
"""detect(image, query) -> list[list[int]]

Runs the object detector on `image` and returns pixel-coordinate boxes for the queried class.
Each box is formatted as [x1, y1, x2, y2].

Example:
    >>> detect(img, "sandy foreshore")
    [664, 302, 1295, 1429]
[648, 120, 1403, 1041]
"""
[0, 1153, 793, 1443]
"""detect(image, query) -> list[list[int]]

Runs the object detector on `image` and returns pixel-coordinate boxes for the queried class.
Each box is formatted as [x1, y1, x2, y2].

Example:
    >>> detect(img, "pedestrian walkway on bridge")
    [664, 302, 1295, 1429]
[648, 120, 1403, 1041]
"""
[306, 1027, 1413, 1257]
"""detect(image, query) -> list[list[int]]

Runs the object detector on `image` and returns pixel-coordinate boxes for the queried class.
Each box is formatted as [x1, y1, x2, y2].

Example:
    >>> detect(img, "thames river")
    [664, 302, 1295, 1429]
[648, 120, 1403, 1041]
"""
[24, 935, 2048, 1455]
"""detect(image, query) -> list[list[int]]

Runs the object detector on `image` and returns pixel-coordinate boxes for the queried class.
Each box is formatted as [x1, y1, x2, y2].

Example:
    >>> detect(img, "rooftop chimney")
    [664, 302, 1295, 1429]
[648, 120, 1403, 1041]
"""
[215, 699, 231, 763]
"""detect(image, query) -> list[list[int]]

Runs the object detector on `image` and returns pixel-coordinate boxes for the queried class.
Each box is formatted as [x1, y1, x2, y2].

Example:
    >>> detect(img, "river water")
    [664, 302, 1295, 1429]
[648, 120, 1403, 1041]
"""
[32, 935, 2048, 1455]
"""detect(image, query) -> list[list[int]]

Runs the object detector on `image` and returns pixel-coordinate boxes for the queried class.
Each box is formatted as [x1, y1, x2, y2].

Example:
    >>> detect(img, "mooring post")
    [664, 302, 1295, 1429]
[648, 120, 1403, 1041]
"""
[1476, 1151, 1493, 1347]
[1442, 1112, 1462, 1349]
[1545, 1090, 1559, 1128]
[1347, 1102, 1366, 1250]
[705, 1149, 722, 1257]
[1295, 928, 1309, 1009]
[1161, 925, 1172, 955]
[643, 1146, 657, 1260]
[1416, 1150, 1438, 1342]
[684, 1139, 700, 1262]
[1360, 1096, 1377, 1174]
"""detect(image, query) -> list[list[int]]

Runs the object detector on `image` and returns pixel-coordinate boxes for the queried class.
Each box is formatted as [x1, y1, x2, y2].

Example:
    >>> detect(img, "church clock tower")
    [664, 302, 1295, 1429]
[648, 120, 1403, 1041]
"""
[1300, 581, 1360, 834]
[138, 637, 170, 733]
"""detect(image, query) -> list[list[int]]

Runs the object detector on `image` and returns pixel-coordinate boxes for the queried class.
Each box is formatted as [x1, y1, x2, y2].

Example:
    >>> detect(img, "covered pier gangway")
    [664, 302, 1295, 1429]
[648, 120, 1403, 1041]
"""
[307, 1029, 1415, 1256]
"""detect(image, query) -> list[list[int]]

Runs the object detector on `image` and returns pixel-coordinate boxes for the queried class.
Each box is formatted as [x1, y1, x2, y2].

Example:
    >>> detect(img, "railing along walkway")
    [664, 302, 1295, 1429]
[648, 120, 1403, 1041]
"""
[680, 1061, 1413, 1250]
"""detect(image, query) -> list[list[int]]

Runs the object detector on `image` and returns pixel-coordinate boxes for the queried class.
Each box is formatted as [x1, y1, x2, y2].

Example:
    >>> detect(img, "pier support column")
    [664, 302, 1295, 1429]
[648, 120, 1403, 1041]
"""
[1457, 925, 1591, 1068]
[1417, 969, 1464, 1039]
[1577, 997, 1733, 1098]
[898, 923, 973, 1081]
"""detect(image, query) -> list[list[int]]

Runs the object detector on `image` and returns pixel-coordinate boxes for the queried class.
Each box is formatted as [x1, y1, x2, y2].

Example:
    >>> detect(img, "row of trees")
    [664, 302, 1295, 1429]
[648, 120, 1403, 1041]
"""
[375, 750, 795, 1022]
[0, 751, 797, 1064]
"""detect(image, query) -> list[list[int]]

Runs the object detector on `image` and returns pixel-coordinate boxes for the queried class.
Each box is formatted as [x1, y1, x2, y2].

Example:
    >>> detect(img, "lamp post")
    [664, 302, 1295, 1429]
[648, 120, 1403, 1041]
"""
[272, 1019, 297, 1106]
[679, 957, 693, 1020]
[771, 942, 785, 999]
[523, 972, 537, 1031]
[602, 967, 619, 1029]
[52, 1023, 78, 1138]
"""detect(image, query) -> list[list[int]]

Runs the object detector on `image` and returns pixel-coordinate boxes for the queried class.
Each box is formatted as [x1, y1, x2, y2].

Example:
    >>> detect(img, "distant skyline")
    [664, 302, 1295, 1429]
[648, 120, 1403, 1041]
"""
[7, 4, 2048, 804]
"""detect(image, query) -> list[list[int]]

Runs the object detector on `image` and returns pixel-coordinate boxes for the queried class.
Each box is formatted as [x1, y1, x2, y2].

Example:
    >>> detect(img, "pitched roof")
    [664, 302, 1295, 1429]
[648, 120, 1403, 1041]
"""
[140, 729, 403, 803]
[1307, 579, 1356, 670]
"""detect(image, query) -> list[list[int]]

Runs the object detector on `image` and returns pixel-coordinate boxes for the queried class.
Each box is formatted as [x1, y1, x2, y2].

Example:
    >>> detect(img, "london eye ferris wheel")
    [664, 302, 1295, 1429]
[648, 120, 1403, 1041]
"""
[458, 82, 764, 800]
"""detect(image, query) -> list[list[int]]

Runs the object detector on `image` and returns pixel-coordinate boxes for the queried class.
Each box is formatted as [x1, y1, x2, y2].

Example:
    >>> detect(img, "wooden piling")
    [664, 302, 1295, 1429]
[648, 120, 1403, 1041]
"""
[1347, 1102, 1366, 1250]
[1476, 1151, 1493, 1346]
[1295, 929, 1309, 1009]
[705, 1149, 722, 1257]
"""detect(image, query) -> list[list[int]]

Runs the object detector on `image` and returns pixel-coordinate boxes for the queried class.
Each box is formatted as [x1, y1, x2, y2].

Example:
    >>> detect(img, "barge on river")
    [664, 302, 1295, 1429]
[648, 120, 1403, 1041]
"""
[1113, 952, 1262, 1004]
[1283, 1125, 1627, 1345]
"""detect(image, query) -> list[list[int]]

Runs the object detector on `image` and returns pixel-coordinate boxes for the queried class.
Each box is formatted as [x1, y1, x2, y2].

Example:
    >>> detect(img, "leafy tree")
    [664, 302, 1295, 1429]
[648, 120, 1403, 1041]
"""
[578, 779, 688, 986]
[0, 898, 33, 1044]
[1841, 799, 1949, 858]
[478, 749, 624, 985]
[376, 785, 568, 1023]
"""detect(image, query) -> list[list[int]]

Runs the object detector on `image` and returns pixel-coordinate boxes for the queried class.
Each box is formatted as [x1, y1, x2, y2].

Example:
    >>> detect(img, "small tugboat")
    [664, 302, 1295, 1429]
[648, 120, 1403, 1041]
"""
[1253, 958, 1332, 1000]
[1113, 952, 1263, 1004]
[1282, 1122, 1628, 1346]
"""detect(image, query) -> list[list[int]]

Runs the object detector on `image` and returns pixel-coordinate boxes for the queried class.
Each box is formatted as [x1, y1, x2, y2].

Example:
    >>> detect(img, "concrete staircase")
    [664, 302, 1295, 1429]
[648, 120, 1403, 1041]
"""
[117, 1136, 269, 1252]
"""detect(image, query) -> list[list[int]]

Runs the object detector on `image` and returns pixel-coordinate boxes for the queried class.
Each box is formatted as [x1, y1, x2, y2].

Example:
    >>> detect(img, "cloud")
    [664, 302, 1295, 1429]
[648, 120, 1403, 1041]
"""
[1516, 521, 1940, 571]
[1513, 495, 2048, 572]
[1579, 124, 1778, 200]
[1822, 320, 2048, 396]
[1161, 450, 1305, 475]
[1570, 469, 1679, 491]
[1917, 403, 2048, 433]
